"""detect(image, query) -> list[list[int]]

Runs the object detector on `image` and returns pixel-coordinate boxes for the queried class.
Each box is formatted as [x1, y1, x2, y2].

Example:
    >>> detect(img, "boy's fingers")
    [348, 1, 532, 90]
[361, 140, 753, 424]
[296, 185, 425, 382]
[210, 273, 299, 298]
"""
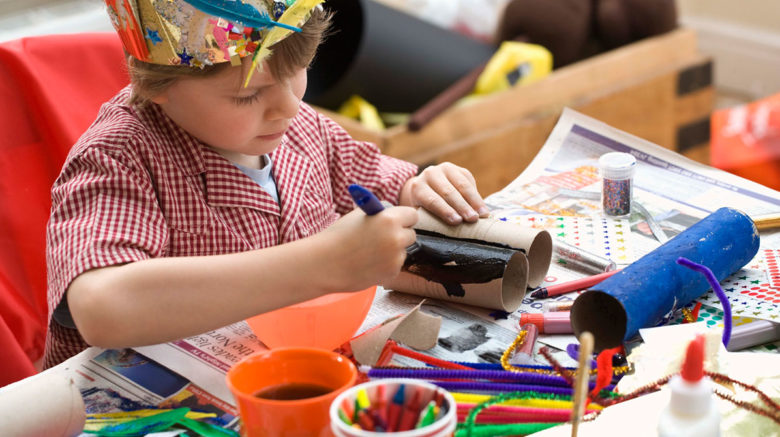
[393, 206, 419, 228]
[444, 166, 488, 219]
[414, 183, 462, 225]
[458, 166, 477, 186]
[458, 167, 489, 216]
[425, 169, 479, 222]
[402, 227, 417, 248]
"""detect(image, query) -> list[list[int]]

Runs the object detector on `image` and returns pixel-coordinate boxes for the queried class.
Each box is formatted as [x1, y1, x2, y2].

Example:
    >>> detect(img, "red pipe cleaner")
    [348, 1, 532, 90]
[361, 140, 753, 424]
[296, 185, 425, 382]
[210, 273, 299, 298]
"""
[690, 301, 703, 321]
[390, 343, 472, 370]
[589, 347, 620, 399]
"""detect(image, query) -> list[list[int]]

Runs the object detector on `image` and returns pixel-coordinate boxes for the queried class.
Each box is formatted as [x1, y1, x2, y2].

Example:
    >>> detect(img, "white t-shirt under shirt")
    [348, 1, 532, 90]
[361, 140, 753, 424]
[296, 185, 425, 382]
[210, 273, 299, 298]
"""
[233, 155, 279, 204]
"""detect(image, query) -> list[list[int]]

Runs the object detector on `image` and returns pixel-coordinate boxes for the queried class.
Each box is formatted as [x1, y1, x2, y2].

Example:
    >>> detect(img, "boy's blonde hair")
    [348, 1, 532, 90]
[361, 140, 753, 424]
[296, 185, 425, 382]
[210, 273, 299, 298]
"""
[128, 8, 331, 106]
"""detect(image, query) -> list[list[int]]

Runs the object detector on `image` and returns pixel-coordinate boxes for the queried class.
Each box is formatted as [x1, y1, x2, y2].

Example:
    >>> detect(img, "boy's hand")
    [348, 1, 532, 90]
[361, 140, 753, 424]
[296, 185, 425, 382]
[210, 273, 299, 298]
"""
[311, 207, 418, 293]
[399, 162, 489, 225]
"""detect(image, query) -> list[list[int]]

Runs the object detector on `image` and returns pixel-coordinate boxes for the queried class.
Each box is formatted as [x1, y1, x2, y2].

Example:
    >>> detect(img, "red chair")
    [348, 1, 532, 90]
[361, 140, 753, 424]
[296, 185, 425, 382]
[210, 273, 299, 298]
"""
[0, 33, 127, 386]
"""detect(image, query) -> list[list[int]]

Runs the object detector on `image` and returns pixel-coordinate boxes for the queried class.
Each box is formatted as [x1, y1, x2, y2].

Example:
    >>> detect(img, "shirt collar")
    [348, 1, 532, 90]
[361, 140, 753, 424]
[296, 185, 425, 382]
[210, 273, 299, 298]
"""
[141, 102, 282, 215]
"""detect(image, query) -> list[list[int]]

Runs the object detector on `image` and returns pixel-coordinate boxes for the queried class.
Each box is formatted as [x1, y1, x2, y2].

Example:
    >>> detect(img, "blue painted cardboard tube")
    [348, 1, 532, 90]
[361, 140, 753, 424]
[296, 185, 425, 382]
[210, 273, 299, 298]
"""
[570, 207, 759, 350]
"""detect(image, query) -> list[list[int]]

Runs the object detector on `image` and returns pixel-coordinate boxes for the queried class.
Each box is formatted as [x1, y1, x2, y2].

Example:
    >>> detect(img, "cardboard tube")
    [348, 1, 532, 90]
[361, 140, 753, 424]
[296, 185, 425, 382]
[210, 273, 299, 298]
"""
[414, 209, 552, 287]
[384, 240, 528, 311]
[0, 372, 85, 436]
[571, 207, 760, 350]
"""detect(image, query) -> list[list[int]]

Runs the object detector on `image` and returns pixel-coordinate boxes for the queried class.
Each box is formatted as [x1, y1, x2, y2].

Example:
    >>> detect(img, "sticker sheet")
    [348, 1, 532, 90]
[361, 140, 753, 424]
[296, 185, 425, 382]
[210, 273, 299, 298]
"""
[492, 212, 634, 266]
[693, 254, 780, 323]
[762, 249, 780, 290]
[671, 302, 779, 353]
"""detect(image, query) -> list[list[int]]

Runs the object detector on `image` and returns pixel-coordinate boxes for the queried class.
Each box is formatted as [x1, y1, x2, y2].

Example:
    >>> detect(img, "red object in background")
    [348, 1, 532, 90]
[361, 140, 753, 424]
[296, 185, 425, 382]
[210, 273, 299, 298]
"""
[711, 93, 780, 191]
[0, 33, 128, 386]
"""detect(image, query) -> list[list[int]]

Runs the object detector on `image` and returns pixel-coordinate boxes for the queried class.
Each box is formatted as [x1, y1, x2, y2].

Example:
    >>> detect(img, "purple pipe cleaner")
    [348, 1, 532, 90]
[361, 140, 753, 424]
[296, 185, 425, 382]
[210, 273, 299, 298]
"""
[565, 343, 597, 369]
[433, 380, 575, 396]
[431, 380, 613, 396]
[366, 367, 571, 387]
[676, 256, 733, 347]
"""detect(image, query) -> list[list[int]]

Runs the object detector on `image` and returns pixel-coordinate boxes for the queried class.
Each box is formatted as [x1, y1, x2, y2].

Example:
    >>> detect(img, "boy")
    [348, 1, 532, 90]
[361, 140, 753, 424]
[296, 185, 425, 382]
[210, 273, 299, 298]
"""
[45, 0, 489, 367]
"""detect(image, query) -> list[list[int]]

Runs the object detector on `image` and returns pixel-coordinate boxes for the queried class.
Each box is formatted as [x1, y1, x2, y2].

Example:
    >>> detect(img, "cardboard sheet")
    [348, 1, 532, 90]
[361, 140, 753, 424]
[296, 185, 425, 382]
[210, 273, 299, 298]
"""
[350, 301, 442, 365]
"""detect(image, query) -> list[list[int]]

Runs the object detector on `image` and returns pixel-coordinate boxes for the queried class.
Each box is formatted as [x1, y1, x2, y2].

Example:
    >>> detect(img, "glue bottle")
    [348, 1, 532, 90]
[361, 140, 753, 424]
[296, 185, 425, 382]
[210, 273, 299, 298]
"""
[657, 334, 721, 437]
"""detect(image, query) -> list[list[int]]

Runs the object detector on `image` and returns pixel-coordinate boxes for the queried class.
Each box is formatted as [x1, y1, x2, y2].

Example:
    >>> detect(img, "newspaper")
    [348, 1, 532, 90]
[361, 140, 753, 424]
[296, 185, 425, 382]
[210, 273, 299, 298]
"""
[482, 108, 780, 344]
[487, 108, 780, 241]
[55, 345, 247, 435]
[51, 108, 779, 435]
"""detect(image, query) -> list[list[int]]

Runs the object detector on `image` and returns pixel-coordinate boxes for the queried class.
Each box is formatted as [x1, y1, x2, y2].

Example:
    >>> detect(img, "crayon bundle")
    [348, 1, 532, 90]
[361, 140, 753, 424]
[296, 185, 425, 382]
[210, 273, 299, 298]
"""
[329, 379, 456, 436]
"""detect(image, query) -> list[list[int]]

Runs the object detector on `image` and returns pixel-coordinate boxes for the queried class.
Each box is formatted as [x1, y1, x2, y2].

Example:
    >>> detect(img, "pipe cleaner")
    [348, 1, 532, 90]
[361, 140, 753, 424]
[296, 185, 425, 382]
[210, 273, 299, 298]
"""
[676, 257, 733, 347]
[362, 365, 594, 388]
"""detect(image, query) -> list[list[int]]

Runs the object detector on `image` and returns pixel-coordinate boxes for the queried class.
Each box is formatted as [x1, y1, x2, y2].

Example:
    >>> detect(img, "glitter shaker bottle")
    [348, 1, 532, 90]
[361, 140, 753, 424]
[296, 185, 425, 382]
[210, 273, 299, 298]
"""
[599, 152, 636, 218]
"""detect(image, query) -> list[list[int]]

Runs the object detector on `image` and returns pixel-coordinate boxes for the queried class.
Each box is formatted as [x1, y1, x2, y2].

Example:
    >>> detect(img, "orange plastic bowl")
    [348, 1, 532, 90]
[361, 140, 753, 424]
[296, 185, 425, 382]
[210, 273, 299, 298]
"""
[226, 347, 357, 437]
[246, 286, 377, 351]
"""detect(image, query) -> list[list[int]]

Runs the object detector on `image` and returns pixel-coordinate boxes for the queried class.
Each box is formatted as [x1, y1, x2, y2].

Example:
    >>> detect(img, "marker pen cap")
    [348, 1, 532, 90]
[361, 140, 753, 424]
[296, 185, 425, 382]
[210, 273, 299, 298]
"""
[519, 312, 572, 334]
[519, 313, 545, 333]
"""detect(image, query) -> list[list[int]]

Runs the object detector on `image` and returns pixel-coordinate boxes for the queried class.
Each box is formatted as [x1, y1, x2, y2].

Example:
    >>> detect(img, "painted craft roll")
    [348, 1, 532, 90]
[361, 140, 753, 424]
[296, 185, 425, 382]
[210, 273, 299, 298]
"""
[413, 209, 553, 287]
[384, 234, 529, 311]
[571, 207, 760, 350]
[383, 210, 552, 312]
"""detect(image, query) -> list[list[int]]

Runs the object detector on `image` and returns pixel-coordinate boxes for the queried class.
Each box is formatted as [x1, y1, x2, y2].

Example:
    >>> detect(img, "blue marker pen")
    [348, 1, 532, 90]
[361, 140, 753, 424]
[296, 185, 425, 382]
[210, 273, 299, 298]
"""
[348, 184, 386, 216]
[348, 184, 421, 256]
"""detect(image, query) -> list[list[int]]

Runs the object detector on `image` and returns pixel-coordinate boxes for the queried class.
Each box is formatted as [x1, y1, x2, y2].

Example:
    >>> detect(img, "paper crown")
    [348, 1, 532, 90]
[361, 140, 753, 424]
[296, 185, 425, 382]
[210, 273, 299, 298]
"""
[105, 0, 322, 73]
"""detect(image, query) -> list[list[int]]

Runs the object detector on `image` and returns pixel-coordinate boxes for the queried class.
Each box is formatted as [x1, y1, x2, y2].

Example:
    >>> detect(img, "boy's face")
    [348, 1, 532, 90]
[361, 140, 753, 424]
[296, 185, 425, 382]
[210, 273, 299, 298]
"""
[154, 58, 306, 167]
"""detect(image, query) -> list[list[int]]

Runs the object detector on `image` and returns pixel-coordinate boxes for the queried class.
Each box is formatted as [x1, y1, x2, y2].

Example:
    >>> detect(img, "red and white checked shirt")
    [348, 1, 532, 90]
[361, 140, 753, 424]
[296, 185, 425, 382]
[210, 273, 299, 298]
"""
[44, 86, 417, 367]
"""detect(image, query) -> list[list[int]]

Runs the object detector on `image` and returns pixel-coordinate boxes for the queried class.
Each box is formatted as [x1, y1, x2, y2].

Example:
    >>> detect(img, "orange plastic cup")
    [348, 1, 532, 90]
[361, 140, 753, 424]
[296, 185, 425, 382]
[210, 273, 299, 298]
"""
[246, 286, 377, 350]
[226, 347, 357, 437]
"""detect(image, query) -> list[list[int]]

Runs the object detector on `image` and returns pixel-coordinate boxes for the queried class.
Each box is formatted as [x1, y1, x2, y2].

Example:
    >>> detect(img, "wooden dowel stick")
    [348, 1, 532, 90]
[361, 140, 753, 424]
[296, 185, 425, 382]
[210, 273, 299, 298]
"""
[571, 331, 593, 437]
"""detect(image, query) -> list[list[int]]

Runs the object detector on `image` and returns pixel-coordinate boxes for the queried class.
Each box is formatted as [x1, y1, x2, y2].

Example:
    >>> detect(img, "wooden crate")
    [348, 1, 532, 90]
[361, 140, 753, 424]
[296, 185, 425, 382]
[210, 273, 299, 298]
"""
[315, 28, 714, 195]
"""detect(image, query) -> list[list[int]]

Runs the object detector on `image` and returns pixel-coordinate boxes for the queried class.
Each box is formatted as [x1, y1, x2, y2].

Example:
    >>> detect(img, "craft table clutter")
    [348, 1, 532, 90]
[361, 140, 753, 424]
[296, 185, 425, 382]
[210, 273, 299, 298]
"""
[2, 109, 778, 437]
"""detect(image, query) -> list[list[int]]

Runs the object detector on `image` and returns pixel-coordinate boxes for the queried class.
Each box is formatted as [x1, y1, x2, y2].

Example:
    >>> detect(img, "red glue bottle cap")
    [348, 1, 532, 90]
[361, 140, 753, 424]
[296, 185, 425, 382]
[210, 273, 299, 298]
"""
[681, 334, 705, 383]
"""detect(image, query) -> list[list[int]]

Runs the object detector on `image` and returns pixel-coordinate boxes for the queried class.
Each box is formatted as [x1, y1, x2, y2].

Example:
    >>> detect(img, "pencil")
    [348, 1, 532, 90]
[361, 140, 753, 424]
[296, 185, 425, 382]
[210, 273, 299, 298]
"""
[752, 213, 780, 231]
[530, 269, 621, 299]
[542, 301, 574, 312]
